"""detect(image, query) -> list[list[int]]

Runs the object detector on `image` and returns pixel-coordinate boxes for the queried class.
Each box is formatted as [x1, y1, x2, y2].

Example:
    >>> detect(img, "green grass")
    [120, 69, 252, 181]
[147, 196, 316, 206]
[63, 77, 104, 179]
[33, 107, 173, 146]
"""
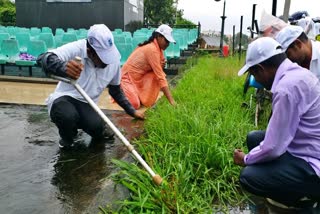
[102, 55, 270, 213]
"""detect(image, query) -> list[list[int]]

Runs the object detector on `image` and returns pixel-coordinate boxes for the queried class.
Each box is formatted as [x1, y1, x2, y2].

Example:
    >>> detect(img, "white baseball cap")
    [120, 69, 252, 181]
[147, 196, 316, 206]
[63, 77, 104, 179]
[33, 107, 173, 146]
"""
[238, 37, 282, 76]
[87, 24, 120, 64]
[155, 24, 176, 43]
[275, 25, 303, 51]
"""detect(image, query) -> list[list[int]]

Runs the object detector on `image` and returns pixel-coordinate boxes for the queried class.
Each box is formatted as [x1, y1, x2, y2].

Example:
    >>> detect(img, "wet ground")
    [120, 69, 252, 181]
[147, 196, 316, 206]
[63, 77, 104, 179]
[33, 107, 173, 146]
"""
[0, 104, 143, 214]
[1, 104, 319, 214]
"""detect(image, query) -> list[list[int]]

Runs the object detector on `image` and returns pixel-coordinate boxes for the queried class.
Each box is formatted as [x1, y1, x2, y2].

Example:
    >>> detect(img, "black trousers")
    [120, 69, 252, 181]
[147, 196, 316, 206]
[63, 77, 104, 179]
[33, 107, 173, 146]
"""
[240, 130, 320, 206]
[50, 96, 105, 141]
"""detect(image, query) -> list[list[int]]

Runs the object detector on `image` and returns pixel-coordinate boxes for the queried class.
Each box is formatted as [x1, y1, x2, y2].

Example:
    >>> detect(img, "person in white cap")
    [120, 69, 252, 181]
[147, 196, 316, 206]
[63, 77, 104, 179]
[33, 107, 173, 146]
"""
[275, 25, 320, 80]
[37, 24, 144, 149]
[119, 24, 176, 109]
[234, 37, 320, 209]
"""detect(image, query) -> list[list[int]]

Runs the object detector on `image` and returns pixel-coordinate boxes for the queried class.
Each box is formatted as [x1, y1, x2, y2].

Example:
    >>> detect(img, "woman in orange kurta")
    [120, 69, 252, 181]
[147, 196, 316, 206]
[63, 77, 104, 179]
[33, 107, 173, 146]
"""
[121, 24, 176, 109]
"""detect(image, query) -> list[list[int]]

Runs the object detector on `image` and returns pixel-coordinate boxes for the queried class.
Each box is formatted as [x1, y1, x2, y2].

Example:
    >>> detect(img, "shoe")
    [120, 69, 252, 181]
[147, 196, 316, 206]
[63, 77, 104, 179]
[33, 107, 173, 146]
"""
[266, 197, 318, 210]
[91, 126, 115, 145]
[266, 198, 296, 209]
[58, 139, 74, 150]
[90, 134, 115, 146]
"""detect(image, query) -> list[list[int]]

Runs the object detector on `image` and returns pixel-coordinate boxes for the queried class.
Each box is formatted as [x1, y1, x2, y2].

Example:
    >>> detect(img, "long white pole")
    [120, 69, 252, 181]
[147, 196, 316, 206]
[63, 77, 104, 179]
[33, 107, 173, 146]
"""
[51, 75, 163, 185]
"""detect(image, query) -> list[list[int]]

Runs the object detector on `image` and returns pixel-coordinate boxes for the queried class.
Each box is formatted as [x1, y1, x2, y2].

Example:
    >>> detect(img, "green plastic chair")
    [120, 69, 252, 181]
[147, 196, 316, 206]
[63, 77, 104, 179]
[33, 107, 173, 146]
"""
[0, 33, 10, 50]
[117, 43, 133, 66]
[0, 39, 20, 63]
[15, 32, 31, 52]
[6, 26, 16, 37]
[62, 33, 77, 44]
[15, 40, 48, 76]
[16, 40, 47, 66]
[30, 27, 41, 38]
[38, 32, 56, 50]
[114, 35, 126, 46]
[132, 35, 148, 49]
[55, 28, 65, 36]
[42, 27, 53, 34]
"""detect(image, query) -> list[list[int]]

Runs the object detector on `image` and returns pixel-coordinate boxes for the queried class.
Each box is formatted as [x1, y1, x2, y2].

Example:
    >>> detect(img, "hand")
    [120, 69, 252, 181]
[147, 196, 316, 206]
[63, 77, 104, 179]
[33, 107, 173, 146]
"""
[66, 59, 83, 79]
[233, 149, 246, 167]
[161, 59, 166, 69]
[133, 109, 145, 120]
[170, 99, 176, 107]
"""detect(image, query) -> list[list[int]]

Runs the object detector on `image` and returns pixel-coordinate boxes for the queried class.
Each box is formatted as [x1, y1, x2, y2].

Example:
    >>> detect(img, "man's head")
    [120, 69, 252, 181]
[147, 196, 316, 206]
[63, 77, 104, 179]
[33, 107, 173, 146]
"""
[238, 37, 286, 90]
[275, 25, 311, 67]
[87, 24, 120, 68]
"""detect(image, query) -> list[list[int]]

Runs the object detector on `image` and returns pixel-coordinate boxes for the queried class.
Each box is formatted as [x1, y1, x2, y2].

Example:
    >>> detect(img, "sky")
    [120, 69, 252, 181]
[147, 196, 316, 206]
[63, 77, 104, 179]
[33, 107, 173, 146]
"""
[177, 0, 320, 35]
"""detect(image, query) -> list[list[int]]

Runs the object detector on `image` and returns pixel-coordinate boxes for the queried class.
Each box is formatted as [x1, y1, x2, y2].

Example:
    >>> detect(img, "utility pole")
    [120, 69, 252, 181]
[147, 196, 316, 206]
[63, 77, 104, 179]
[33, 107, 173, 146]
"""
[251, 4, 257, 38]
[272, 0, 277, 16]
[283, 0, 291, 23]
[219, 0, 227, 57]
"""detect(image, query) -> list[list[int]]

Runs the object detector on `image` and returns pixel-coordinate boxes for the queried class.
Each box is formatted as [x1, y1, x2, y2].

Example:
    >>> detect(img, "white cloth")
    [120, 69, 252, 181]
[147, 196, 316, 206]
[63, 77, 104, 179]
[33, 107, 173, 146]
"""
[313, 23, 320, 37]
[310, 40, 320, 79]
[46, 39, 121, 115]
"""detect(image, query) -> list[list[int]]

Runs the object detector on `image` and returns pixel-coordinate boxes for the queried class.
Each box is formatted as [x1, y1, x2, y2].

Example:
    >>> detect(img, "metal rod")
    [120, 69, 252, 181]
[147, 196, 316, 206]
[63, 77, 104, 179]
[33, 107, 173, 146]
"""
[51, 74, 163, 185]
[232, 25, 235, 56]
[239, 15, 243, 61]
[219, 0, 227, 57]
[251, 4, 257, 38]
[272, 0, 277, 16]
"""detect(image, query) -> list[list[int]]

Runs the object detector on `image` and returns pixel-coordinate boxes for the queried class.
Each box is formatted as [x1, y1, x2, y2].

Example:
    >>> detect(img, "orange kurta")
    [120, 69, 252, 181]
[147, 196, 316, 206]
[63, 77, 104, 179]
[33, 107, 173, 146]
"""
[121, 39, 168, 109]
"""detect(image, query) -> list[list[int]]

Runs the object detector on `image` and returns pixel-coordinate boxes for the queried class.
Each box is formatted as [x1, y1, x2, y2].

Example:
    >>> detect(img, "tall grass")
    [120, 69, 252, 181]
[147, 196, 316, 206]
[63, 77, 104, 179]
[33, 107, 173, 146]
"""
[103, 55, 269, 213]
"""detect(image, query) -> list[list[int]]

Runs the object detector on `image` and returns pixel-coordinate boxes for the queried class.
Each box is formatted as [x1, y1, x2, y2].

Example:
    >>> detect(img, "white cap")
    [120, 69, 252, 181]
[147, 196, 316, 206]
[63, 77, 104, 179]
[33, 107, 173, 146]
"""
[155, 24, 176, 43]
[275, 25, 303, 51]
[87, 24, 120, 64]
[238, 37, 282, 76]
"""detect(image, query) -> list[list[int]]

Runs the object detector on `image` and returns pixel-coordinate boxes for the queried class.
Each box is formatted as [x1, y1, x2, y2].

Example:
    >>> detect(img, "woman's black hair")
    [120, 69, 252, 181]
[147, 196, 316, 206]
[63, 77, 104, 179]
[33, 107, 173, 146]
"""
[138, 31, 163, 47]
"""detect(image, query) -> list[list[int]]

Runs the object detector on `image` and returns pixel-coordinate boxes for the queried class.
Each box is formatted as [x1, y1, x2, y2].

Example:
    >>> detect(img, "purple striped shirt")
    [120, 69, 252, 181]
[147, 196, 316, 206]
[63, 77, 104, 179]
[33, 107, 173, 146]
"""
[244, 59, 320, 176]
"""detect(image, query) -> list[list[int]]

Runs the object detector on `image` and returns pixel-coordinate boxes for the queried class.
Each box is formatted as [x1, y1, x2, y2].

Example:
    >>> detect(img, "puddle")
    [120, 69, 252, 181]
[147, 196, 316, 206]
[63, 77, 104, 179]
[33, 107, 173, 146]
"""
[0, 104, 143, 214]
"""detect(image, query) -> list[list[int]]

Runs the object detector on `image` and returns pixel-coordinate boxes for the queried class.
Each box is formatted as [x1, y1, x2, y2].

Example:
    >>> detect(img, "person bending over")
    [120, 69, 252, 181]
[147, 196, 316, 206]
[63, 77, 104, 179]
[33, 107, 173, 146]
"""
[234, 37, 320, 209]
[120, 24, 176, 109]
[37, 24, 144, 149]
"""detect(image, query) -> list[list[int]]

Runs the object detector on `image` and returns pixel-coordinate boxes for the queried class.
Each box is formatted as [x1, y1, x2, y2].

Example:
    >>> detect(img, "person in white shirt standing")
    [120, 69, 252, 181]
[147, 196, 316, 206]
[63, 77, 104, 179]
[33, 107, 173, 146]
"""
[37, 24, 144, 149]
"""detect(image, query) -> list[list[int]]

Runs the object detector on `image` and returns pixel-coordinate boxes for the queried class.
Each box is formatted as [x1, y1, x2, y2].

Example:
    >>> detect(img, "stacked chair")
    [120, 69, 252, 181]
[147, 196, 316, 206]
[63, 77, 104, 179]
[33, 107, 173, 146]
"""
[0, 26, 199, 77]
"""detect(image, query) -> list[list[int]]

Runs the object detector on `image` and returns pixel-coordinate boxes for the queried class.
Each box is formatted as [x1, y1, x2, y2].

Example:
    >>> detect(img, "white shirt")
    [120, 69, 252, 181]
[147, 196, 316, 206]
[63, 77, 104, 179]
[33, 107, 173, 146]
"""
[46, 39, 121, 114]
[310, 40, 320, 80]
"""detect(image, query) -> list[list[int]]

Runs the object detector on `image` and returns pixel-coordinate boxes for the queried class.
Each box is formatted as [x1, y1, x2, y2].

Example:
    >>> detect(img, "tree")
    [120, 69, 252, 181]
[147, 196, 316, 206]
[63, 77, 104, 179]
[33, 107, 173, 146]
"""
[0, 0, 15, 26]
[233, 32, 249, 49]
[144, 0, 177, 25]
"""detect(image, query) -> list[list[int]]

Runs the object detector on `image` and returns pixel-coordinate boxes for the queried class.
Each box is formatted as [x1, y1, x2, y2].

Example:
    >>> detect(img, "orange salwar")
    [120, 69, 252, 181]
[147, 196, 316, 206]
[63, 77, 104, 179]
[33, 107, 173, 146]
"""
[121, 39, 168, 109]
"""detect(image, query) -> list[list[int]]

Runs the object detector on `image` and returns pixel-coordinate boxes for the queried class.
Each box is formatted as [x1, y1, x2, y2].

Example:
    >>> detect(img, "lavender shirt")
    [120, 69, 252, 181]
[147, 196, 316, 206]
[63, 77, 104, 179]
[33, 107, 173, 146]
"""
[244, 59, 320, 177]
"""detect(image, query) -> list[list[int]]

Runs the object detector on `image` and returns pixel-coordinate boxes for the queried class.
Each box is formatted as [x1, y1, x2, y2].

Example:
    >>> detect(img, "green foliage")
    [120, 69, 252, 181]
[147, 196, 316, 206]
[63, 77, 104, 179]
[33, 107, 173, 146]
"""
[103, 56, 269, 213]
[175, 17, 196, 28]
[125, 20, 144, 33]
[0, 0, 15, 26]
[233, 33, 249, 49]
[144, 0, 176, 25]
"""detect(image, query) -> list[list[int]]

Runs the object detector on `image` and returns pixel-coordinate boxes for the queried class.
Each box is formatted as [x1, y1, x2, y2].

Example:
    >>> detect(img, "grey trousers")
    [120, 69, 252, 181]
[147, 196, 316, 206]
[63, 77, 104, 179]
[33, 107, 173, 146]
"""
[240, 130, 320, 207]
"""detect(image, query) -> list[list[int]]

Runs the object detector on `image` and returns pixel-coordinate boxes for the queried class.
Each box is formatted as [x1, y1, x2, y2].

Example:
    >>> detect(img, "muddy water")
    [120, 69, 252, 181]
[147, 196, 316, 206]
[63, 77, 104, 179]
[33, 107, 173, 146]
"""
[0, 104, 143, 214]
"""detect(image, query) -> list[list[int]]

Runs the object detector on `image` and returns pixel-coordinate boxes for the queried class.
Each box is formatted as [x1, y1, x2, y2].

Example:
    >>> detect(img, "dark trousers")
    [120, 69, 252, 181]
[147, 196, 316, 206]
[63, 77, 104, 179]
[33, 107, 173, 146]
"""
[50, 96, 105, 141]
[240, 130, 320, 206]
